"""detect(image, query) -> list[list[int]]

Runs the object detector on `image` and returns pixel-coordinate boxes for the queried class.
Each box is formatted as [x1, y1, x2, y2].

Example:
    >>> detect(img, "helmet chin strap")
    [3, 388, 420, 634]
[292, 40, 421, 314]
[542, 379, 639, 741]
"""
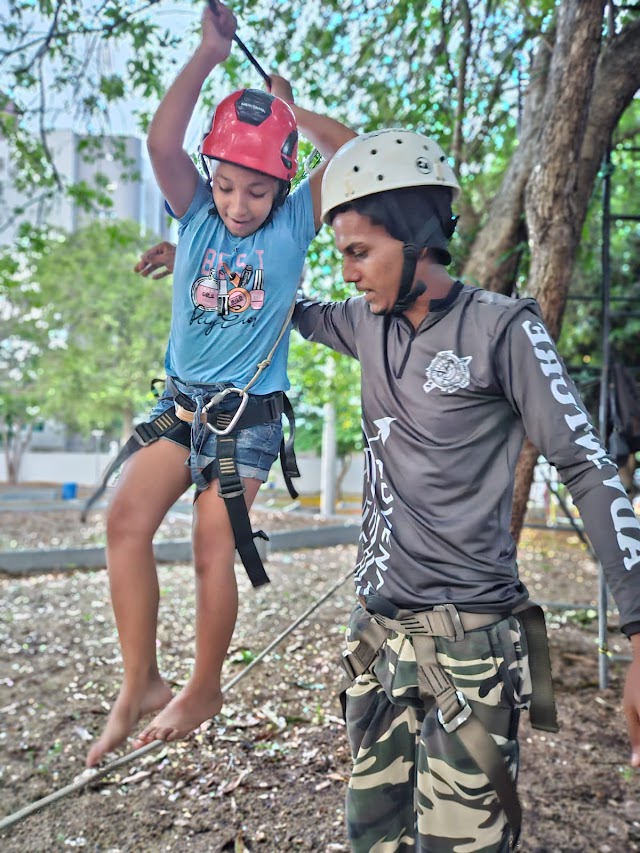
[387, 214, 445, 316]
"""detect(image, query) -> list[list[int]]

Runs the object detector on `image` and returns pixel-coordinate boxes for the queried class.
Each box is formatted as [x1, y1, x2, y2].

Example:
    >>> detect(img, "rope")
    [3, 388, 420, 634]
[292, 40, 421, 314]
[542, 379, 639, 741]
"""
[0, 567, 353, 834]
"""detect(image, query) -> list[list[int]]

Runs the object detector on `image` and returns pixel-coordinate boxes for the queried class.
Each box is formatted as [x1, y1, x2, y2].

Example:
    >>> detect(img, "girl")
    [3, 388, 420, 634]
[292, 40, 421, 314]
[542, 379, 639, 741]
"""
[86, 0, 355, 767]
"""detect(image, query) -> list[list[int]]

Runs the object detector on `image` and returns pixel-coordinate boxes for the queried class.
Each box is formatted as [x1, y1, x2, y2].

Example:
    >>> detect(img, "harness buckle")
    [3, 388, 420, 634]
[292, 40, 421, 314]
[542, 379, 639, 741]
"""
[433, 603, 465, 642]
[437, 691, 472, 733]
[205, 388, 249, 436]
[133, 421, 160, 447]
[339, 650, 360, 682]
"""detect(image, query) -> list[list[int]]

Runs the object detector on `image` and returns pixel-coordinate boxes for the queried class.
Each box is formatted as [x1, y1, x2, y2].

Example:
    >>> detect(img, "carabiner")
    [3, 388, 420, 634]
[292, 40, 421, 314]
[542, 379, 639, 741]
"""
[204, 387, 249, 436]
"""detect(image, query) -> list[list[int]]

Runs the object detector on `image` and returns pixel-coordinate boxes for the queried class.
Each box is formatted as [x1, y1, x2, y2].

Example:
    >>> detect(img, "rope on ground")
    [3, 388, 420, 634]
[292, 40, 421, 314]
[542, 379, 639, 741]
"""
[0, 567, 354, 834]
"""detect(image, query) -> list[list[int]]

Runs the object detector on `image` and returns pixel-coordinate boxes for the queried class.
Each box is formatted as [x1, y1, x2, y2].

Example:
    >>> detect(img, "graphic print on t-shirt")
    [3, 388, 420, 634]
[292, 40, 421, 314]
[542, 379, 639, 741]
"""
[191, 261, 266, 319]
[423, 350, 473, 394]
[355, 416, 396, 594]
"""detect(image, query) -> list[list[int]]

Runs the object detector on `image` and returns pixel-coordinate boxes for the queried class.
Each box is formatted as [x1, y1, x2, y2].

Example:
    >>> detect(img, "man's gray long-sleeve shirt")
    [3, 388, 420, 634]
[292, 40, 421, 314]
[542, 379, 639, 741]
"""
[294, 283, 640, 633]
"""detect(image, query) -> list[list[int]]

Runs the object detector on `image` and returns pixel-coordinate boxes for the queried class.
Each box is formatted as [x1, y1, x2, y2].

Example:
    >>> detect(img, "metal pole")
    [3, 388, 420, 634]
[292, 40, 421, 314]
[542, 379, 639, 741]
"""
[320, 401, 337, 516]
[320, 359, 337, 516]
[597, 140, 613, 689]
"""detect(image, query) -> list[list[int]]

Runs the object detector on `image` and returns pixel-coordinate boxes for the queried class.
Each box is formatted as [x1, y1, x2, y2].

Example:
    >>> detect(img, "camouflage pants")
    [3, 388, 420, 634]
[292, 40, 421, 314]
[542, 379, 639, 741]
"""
[344, 604, 533, 853]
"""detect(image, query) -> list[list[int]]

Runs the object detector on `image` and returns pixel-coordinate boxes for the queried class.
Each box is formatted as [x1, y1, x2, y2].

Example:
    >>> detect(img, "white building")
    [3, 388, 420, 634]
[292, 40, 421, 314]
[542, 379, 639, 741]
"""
[0, 125, 170, 245]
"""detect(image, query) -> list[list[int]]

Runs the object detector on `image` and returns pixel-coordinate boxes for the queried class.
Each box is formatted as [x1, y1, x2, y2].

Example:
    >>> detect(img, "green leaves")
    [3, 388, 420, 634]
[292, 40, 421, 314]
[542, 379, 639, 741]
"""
[1, 220, 171, 441]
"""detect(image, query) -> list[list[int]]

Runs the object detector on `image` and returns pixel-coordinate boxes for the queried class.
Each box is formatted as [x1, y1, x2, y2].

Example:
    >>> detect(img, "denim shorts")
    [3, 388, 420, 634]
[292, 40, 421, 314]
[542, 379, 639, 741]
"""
[148, 385, 283, 483]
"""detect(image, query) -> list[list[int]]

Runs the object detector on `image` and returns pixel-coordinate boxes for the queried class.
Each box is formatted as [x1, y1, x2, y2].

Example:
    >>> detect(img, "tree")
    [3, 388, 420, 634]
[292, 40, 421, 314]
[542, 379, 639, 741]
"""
[0, 0, 179, 233]
[32, 220, 172, 441]
[288, 332, 363, 499]
[0, 228, 52, 482]
[3, 1, 639, 520]
[461, 1, 640, 538]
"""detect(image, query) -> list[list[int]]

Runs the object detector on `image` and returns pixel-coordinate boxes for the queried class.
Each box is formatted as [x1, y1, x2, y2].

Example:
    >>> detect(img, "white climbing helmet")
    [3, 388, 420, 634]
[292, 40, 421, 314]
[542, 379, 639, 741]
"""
[321, 129, 460, 224]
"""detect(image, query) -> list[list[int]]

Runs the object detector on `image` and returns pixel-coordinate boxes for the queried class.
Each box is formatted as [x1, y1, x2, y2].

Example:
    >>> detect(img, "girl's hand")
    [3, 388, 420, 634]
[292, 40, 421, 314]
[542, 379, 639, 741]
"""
[201, 0, 237, 63]
[134, 242, 176, 279]
[268, 74, 294, 105]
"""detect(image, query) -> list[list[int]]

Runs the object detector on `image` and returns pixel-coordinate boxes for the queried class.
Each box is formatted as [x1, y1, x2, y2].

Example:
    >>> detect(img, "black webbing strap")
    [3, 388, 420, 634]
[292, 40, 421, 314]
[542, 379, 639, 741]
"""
[81, 408, 190, 522]
[514, 602, 559, 733]
[174, 389, 286, 430]
[201, 431, 270, 588]
[194, 391, 301, 585]
[413, 633, 522, 849]
[280, 393, 300, 499]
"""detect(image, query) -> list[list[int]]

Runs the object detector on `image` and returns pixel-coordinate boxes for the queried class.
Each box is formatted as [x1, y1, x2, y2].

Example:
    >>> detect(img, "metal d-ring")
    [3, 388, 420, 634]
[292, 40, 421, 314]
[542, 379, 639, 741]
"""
[204, 387, 249, 436]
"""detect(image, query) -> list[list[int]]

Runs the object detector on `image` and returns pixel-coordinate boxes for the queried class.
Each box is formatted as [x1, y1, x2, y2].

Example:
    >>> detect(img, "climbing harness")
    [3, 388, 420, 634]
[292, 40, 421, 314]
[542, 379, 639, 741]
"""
[82, 301, 300, 589]
[340, 596, 559, 851]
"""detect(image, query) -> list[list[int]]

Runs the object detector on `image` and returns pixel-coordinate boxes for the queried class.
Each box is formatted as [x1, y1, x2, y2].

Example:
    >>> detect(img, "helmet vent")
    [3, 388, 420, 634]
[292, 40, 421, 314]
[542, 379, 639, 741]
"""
[353, 166, 360, 172]
[377, 175, 384, 181]
[371, 149, 378, 155]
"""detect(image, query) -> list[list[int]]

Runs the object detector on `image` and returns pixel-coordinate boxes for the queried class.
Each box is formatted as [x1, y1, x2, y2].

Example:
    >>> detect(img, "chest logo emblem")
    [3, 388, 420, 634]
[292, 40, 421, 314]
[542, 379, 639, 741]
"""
[423, 350, 473, 394]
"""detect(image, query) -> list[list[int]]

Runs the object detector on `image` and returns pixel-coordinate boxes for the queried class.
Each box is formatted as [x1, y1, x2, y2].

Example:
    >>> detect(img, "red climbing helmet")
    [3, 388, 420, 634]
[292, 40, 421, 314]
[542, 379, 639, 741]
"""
[201, 89, 298, 182]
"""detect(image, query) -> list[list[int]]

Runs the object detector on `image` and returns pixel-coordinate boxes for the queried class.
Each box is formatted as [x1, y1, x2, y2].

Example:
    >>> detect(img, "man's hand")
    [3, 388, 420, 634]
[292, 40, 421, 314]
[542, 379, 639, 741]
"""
[134, 242, 177, 279]
[624, 635, 640, 767]
[268, 74, 294, 105]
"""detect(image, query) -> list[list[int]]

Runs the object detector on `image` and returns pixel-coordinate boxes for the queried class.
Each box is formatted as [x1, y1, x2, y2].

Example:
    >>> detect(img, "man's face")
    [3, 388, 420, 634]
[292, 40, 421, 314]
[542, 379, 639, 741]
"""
[332, 210, 403, 315]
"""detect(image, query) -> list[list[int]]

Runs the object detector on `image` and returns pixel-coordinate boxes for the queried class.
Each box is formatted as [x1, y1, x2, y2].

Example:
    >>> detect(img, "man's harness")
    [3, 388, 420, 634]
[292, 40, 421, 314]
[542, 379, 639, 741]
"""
[341, 595, 558, 851]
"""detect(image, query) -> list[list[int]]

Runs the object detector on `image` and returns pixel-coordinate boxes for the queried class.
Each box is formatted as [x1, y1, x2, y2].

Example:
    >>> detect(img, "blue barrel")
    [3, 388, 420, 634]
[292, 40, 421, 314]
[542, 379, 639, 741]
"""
[61, 482, 78, 500]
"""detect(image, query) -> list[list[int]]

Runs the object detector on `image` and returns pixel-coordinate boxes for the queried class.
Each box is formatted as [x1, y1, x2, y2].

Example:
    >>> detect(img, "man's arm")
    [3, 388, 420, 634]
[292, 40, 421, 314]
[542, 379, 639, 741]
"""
[269, 75, 356, 230]
[293, 294, 361, 359]
[626, 635, 640, 767]
[134, 242, 177, 279]
[146, 1, 236, 218]
[496, 304, 640, 764]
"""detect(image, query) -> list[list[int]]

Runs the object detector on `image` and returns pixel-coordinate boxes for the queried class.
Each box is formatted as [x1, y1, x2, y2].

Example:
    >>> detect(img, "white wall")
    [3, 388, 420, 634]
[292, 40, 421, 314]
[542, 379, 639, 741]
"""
[267, 451, 364, 496]
[1, 450, 365, 495]
[1, 452, 117, 487]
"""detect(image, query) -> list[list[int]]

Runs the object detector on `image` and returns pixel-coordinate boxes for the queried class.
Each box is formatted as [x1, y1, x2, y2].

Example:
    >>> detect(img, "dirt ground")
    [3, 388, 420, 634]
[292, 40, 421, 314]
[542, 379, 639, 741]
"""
[1, 504, 639, 853]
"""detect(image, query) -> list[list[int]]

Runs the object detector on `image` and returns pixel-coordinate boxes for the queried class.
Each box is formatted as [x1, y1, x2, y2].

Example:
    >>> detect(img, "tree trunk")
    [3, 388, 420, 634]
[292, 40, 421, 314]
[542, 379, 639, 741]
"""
[461, 28, 553, 294]
[460, 2, 640, 541]
[336, 452, 352, 501]
[510, 439, 541, 542]
[121, 407, 134, 445]
[525, 0, 605, 332]
[2, 421, 33, 484]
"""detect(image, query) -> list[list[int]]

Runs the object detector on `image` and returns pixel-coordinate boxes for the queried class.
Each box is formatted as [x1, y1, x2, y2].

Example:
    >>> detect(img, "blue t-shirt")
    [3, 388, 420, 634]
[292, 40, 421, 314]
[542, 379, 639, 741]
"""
[165, 178, 316, 393]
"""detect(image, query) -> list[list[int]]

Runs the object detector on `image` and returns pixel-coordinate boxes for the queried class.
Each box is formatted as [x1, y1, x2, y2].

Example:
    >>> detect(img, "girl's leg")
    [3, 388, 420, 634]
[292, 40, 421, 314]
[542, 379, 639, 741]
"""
[133, 476, 262, 746]
[86, 439, 192, 766]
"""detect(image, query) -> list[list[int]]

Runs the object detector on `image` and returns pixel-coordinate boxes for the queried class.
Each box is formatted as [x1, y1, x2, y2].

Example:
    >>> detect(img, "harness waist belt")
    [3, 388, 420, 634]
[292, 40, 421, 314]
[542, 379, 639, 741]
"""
[358, 595, 504, 641]
[174, 392, 285, 430]
[350, 596, 527, 849]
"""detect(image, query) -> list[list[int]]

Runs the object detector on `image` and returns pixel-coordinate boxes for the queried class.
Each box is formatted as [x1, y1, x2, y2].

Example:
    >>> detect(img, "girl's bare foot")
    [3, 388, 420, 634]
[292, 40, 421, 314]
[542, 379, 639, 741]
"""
[132, 683, 223, 748]
[86, 678, 173, 767]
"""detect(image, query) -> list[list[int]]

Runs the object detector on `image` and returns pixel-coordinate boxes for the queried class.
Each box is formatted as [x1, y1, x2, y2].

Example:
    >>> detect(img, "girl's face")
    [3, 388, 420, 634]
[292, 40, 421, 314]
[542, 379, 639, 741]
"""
[210, 161, 279, 237]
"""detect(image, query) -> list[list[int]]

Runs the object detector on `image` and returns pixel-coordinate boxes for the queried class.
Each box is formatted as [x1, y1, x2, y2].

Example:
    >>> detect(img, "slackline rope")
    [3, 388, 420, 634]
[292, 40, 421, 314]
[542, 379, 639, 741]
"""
[0, 567, 354, 834]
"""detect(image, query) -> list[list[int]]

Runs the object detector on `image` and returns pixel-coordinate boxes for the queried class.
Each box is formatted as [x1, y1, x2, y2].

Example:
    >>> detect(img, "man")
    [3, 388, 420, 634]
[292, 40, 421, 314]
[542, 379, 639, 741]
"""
[137, 130, 640, 852]
[293, 129, 640, 852]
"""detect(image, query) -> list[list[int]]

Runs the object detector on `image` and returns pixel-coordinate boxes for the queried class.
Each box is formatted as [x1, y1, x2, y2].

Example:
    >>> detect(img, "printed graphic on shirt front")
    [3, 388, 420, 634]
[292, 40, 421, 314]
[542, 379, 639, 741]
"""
[423, 350, 473, 394]
[191, 261, 265, 318]
[355, 417, 396, 594]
